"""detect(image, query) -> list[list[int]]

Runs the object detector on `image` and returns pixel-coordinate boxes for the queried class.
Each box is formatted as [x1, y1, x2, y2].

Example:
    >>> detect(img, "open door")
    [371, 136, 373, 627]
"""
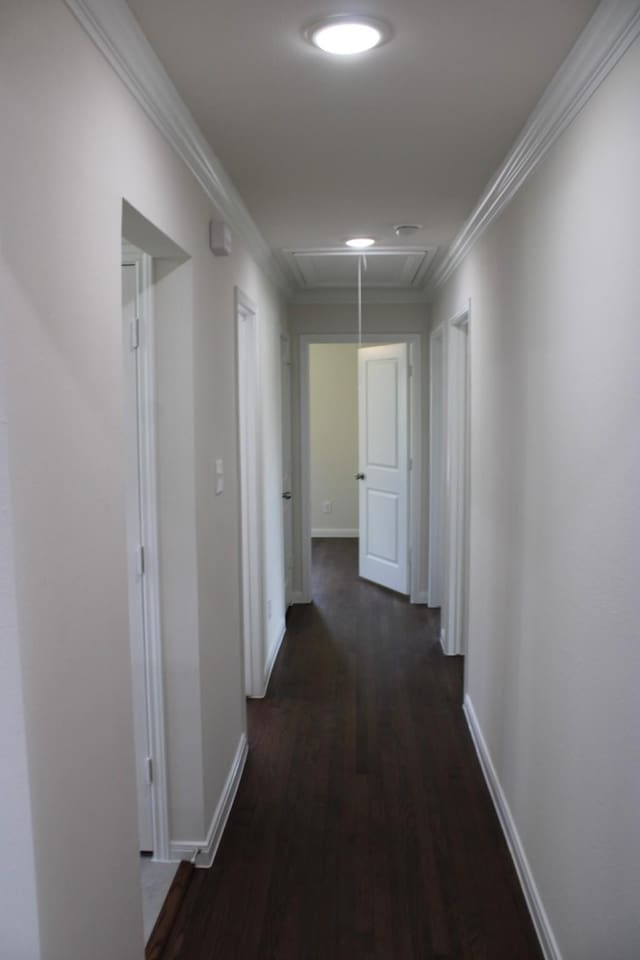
[357, 343, 409, 594]
[281, 336, 293, 607]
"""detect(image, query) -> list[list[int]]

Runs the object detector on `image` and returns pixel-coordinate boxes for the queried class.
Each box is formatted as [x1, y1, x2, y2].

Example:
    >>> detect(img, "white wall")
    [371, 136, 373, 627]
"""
[431, 36, 640, 960]
[0, 1, 287, 956]
[309, 344, 359, 536]
[0, 329, 41, 959]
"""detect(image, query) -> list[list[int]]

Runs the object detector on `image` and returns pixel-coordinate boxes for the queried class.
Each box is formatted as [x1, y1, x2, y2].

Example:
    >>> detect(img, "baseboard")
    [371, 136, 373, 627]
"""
[288, 591, 311, 605]
[263, 619, 286, 693]
[412, 590, 429, 605]
[311, 528, 359, 538]
[169, 732, 248, 868]
[463, 696, 562, 960]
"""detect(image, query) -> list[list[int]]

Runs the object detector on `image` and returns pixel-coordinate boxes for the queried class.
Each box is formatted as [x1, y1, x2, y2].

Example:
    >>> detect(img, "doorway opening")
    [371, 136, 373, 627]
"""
[300, 334, 424, 603]
[121, 201, 189, 942]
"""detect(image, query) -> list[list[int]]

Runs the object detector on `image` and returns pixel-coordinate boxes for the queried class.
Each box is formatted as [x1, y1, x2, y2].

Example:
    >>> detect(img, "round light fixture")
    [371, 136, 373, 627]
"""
[345, 237, 376, 249]
[305, 15, 391, 55]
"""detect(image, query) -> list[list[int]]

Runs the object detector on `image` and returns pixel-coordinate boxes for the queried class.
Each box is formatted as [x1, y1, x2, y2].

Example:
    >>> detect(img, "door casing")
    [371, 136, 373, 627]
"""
[430, 305, 471, 657]
[121, 245, 170, 860]
[298, 333, 424, 604]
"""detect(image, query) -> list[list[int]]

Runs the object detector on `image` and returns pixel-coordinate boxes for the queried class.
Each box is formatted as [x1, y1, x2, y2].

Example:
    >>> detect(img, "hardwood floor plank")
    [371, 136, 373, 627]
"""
[160, 539, 542, 960]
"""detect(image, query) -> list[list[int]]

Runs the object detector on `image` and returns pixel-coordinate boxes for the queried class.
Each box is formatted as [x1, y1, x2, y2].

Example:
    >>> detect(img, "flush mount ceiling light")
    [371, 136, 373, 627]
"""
[345, 237, 376, 249]
[304, 15, 391, 55]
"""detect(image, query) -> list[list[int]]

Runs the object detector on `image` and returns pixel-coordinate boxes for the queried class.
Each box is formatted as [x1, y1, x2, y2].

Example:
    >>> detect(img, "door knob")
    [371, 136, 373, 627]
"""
[355, 473, 365, 480]
[282, 491, 292, 500]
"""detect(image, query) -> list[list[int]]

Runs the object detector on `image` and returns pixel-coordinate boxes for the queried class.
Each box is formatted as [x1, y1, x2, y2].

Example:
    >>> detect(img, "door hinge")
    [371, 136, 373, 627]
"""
[130, 315, 139, 350]
[136, 544, 145, 577]
[145, 756, 153, 784]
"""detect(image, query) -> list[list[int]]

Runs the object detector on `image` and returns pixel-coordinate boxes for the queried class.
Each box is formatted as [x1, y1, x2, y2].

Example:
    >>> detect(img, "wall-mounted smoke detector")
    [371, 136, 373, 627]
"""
[394, 224, 422, 238]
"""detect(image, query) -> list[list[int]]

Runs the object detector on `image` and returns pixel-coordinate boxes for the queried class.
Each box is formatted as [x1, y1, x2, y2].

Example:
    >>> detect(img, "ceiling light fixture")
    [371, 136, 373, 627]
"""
[305, 15, 391, 55]
[346, 237, 376, 249]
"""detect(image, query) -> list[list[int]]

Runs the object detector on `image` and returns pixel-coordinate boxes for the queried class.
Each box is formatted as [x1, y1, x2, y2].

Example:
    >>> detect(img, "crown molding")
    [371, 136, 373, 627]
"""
[64, 0, 291, 295]
[431, 0, 640, 290]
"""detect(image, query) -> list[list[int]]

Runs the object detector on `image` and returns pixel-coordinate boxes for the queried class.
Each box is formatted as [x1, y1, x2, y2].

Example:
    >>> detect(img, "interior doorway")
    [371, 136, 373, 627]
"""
[300, 334, 424, 603]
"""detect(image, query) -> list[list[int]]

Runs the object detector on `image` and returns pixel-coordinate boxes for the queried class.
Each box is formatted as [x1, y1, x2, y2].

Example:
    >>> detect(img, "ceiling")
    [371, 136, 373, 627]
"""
[127, 0, 598, 296]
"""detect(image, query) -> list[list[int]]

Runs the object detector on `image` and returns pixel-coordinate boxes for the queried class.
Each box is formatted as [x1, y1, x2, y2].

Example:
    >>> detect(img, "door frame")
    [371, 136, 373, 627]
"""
[298, 333, 423, 603]
[427, 324, 445, 607]
[235, 288, 265, 698]
[280, 334, 294, 608]
[431, 304, 470, 656]
[121, 245, 170, 861]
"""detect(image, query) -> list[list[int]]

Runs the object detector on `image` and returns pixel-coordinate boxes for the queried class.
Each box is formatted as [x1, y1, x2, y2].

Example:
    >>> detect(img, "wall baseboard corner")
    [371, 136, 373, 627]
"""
[288, 591, 311, 605]
[251, 620, 287, 699]
[169, 732, 248, 868]
[463, 695, 562, 960]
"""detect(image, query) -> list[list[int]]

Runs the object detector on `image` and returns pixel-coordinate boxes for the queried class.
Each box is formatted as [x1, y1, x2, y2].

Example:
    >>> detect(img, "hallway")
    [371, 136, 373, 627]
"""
[160, 540, 542, 959]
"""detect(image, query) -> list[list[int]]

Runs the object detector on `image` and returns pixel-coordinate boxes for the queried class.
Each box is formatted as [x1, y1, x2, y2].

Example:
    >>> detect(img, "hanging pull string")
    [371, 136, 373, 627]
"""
[357, 254, 367, 347]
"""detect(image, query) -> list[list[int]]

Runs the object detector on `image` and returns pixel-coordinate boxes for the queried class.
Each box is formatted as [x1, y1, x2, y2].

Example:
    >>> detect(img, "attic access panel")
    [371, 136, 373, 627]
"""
[286, 249, 432, 289]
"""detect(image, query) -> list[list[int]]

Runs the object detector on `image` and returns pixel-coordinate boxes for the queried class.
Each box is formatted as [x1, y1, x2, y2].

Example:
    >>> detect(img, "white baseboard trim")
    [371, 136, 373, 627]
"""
[263, 619, 286, 693]
[247, 620, 287, 700]
[311, 528, 359, 538]
[463, 695, 562, 960]
[288, 591, 311, 605]
[170, 732, 248, 868]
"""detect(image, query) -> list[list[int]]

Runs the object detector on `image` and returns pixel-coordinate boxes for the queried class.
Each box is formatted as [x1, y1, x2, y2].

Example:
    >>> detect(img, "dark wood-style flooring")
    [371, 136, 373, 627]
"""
[159, 539, 542, 959]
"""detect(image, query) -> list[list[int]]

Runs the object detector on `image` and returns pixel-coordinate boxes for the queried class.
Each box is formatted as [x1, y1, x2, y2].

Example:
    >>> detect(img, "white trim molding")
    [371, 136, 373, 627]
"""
[311, 528, 359, 538]
[431, 0, 640, 289]
[64, 0, 289, 294]
[464, 696, 562, 960]
[121, 246, 170, 862]
[261, 621, 287, 697]
[289, 591, 311, 606]
[170, 733, 248, 868]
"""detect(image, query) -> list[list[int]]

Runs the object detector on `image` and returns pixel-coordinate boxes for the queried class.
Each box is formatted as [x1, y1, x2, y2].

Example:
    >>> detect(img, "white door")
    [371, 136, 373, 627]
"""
[428, 326, 446, 607]
[281, 337, 293, 607]
[357, 343, 409, 594]
[236, 293, 263, 697]
[122, 262, 154, 852]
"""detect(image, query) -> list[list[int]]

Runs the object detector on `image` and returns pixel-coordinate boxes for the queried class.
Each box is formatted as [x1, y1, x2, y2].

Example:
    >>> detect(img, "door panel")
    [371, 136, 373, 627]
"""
[366, 489, 399, 563]
[358, 343, 409, 594]
[281, 337, 293, 606]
